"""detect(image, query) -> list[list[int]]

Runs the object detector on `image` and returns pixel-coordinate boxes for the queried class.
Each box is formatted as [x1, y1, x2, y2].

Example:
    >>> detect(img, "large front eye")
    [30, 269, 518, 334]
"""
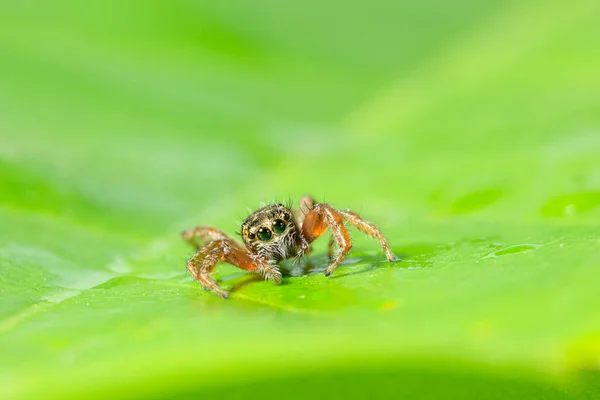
[272, 219, 286, 234]
[257, 227, 272, 241]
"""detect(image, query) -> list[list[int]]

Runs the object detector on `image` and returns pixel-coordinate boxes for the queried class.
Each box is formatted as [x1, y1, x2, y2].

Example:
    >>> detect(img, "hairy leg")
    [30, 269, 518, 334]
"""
[181, 226, 243, 250]
[302, 204, 352, 276]
[338, 210, 397, 262]
[186, 239, 281, 298]
[327, 236, 336, 261]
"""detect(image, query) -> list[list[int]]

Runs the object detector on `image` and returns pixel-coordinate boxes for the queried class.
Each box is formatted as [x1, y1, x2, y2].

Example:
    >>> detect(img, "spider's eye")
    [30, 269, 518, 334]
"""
[272, 219, 286, 234]
[257, 227, 272, 241]
[248, 232, 256, 240]
[283, 212, 291, 221]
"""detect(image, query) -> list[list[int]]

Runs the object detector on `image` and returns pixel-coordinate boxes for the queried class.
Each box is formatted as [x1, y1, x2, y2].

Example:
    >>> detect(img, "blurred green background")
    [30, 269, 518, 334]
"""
[1, 0, 600, 399]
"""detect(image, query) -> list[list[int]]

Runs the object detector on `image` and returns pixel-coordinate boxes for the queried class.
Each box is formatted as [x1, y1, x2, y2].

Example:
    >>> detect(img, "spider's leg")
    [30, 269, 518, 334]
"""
[327, 236, 336, 261]
[301, 204, 352, 276]
[181, 226, 244, 250]
[338, 210, 397, 262]
[186, 240, 281, 298]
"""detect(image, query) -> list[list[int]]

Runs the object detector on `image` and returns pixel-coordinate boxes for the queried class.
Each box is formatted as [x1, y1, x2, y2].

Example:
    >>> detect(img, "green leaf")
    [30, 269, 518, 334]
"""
[1, 0, 600, 399]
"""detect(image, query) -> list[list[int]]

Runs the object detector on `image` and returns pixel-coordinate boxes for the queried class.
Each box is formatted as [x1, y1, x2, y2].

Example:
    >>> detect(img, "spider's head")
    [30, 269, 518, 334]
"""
[241, 203, 298, 261]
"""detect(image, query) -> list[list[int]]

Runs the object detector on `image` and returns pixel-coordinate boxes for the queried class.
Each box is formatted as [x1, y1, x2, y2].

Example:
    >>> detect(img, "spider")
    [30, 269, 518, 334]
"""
[182, 196, 397, 298]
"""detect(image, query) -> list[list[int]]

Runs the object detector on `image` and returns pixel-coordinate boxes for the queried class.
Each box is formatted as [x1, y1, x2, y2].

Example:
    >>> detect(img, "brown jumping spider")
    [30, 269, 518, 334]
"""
[182, 196, 397, 298]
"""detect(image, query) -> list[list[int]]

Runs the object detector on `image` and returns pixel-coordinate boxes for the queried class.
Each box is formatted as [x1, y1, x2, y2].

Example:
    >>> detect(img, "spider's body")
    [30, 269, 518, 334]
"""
[182, 196, 396, 298]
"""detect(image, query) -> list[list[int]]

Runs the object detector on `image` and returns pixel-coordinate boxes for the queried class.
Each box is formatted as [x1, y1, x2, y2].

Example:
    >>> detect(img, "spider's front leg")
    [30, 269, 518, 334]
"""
[181, 226, 244, 251]
[302, 204, 352, 276]
[183, 228, 281, 298]
[302, 203, 397, 276]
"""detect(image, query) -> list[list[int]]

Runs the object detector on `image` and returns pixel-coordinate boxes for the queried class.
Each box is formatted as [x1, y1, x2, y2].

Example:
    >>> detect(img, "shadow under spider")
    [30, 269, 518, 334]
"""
[327, 242, 453, 279]
[225, 243, 451, 292]
[227, 275, 265, 293]
[328, 253, 394, 279]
